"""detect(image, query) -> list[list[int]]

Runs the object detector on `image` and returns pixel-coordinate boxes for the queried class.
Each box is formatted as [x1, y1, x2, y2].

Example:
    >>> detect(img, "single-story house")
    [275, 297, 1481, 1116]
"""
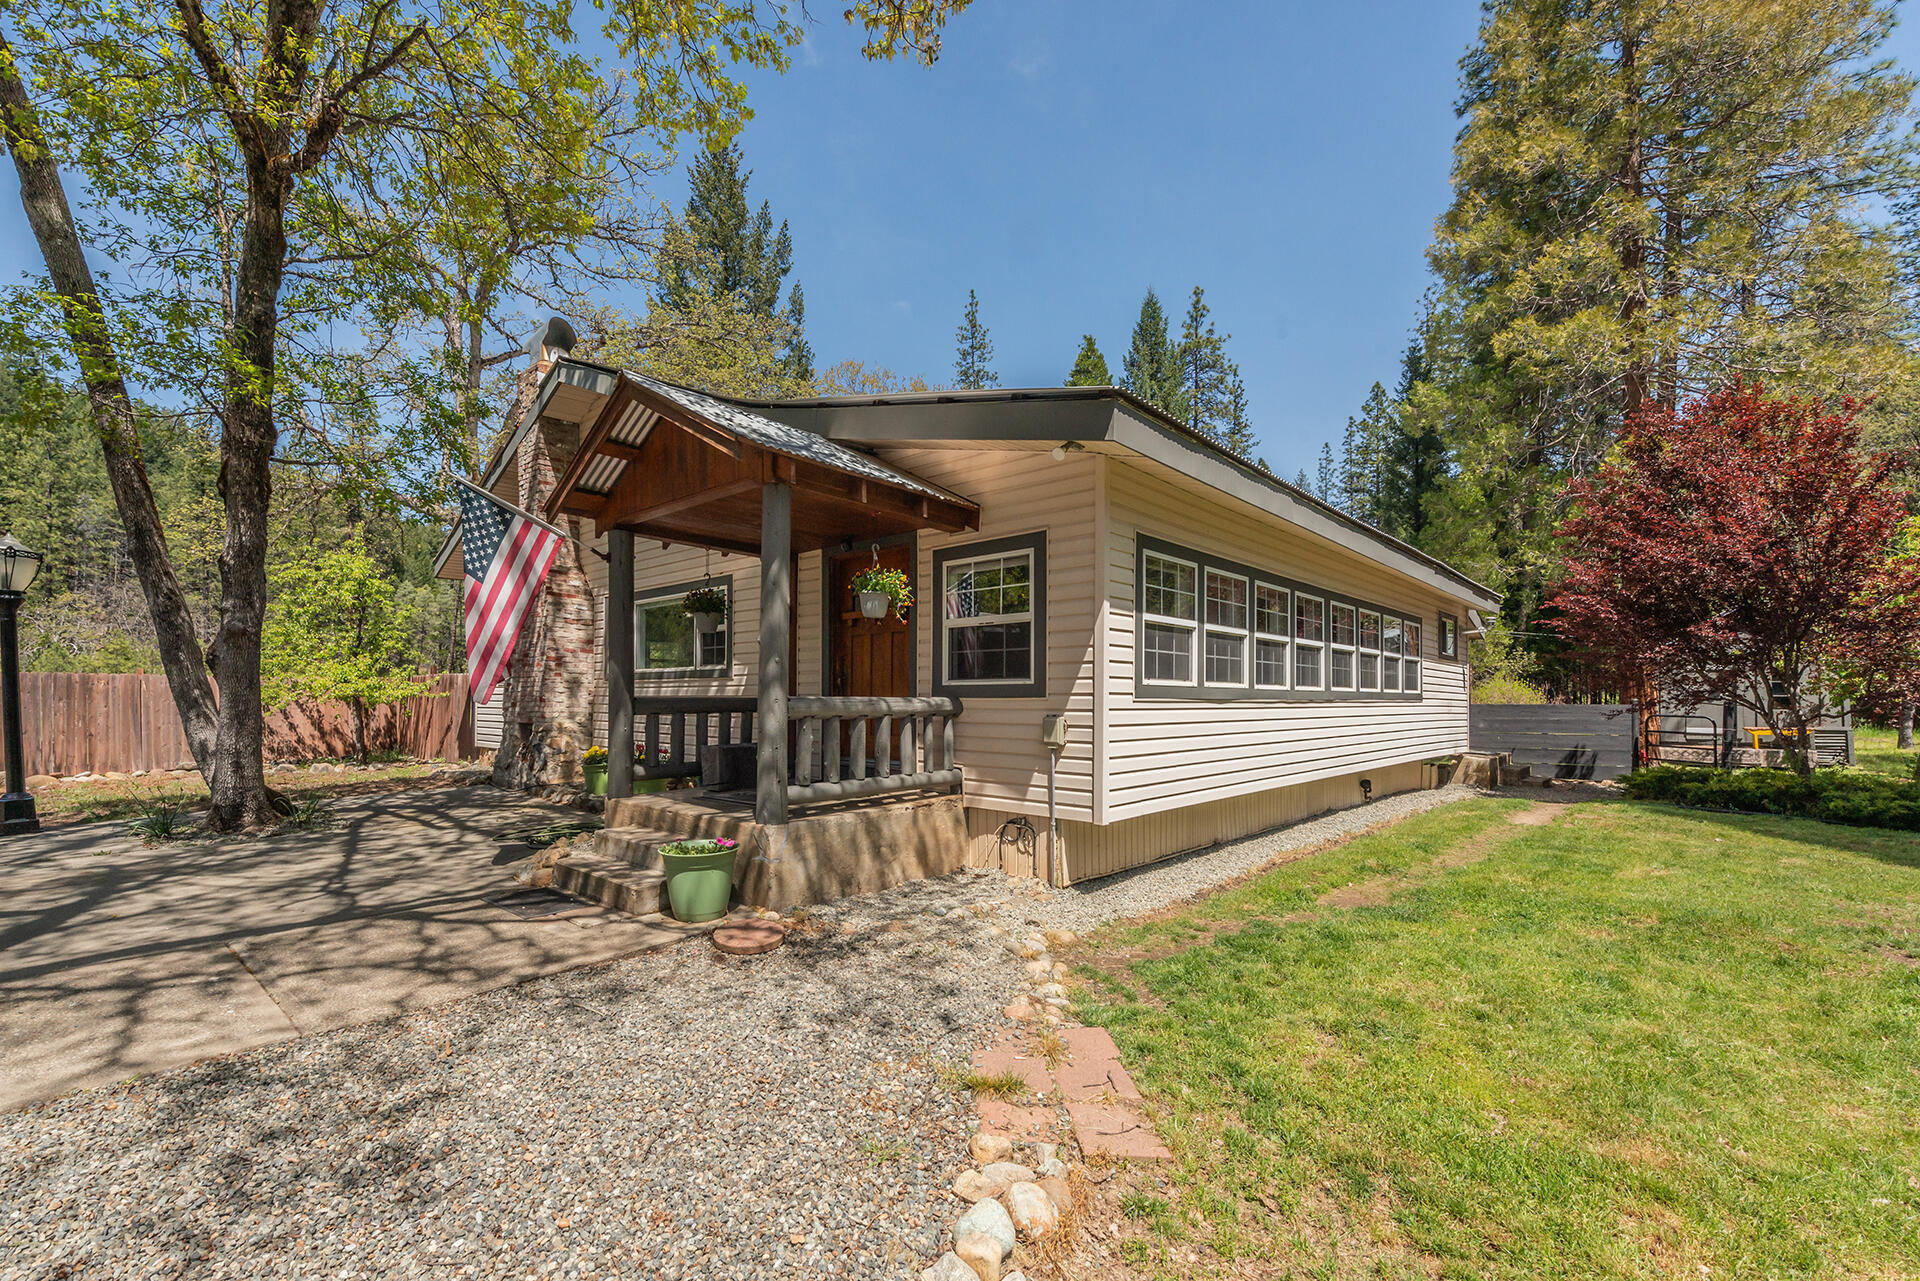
[437, 330, 1500, 909]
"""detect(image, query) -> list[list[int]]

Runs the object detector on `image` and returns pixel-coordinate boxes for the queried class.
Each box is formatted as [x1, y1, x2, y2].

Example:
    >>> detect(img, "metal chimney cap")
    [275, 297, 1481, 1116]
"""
[525, 316, 578, 358]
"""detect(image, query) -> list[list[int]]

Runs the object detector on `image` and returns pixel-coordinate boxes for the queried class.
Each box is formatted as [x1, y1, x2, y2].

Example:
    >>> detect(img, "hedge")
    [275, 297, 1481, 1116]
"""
[1622, 765, 1920, 831]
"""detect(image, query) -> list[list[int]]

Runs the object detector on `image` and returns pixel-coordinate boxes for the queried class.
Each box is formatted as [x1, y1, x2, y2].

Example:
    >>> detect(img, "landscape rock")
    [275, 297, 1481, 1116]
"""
[922, 1252, 978, 1281]
[952, 1169, 998, 1203]
[25, 775, 56, 791]
[952, 1196, 1015, 1259]
[1032, 983, 1067, 1001]
[1035, 1157, 1068, 1180]
[978, 1161, 1036, 1190]
[969, 1132, 1014, 1165]
[1001, 998, 1038, 1022]
[953, 1232, 1003, 1281]
[1004, 1181, 1059, 1240]
[1036, 1174, 1074, 1215]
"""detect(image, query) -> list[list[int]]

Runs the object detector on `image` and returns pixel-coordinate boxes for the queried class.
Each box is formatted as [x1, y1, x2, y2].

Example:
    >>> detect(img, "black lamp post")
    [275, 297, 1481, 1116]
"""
[0, 531, 42, 835]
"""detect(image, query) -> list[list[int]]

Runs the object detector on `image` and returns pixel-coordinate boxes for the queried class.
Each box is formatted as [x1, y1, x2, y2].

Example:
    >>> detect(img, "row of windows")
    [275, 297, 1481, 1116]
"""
[1140, 545, 1423, 696]
[622, 539, 1443, 707]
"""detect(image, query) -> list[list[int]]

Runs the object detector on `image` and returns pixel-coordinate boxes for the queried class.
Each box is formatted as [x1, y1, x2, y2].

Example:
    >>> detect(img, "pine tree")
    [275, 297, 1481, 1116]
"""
[1177, 286, 1236, 439]
[1293, 467, 1313, 492]
[1219, 373, 1255, 456]
[1120, 288, 1184, 418]
[1376, 340, 1443, 543]
[1316, 442, 1338, 504]
[1066, 334, 1111, 386]
[1421, 0, 1918, 647]
[782, 283, 814, 384]
[657, 143, 795, 318]
[954, 289, 998, 389]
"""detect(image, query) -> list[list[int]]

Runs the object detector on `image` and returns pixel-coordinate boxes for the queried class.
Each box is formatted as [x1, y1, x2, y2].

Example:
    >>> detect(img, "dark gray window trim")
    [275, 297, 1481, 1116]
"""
[1134, 534, 1423, 703]
[820, 532, 918, 698]
[932, 531, 1047, 699]
[1437, 611, 1460, 661]
[634, 573, 732, 680]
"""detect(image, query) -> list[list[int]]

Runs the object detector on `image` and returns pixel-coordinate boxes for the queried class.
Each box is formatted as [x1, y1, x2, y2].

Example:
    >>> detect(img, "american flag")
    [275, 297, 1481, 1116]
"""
[455, 478, 566, 705]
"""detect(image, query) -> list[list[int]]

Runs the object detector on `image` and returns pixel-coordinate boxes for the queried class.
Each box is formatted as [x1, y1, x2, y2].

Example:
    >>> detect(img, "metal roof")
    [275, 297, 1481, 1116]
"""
[623, 372, 968, 504]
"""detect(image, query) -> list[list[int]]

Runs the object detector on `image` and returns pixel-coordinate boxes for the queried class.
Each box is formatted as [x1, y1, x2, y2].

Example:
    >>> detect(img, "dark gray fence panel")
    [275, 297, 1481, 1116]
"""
[1469, 704, 1638, 780]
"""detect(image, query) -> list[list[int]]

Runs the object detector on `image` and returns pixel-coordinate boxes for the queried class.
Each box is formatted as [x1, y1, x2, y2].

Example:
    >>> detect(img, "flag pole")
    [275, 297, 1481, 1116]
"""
[447, 473, 570, 540]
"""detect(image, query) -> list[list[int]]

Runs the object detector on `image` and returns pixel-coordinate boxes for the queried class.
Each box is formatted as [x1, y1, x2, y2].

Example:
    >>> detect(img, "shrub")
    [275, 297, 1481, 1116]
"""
[1471, 673, 1547, 704]
[1623, 765, 1920, 831]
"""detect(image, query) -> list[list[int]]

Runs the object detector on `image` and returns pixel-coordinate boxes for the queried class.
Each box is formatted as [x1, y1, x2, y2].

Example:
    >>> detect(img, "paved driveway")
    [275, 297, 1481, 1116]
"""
[0, 785, 699, 1111]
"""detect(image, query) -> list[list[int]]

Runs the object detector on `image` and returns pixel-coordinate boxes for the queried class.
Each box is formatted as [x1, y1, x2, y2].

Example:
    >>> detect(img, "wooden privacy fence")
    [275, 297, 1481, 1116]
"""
[3, 672, 476, 777]
[1469, 702, 1639, 781]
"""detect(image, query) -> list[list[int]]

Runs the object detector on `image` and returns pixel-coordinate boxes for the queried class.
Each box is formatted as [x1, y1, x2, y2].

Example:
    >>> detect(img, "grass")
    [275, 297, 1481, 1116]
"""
[1074, 798, 1920, 1279]
[1853, 725, 1917, 780]
[29, 761, 444, 827]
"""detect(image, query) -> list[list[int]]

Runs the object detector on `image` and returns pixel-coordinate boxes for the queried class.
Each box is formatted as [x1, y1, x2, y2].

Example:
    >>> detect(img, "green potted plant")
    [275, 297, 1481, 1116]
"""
[851, 565, 913, 620]
[581, 745, 609, 795]
[658, 836, 740, 922]
[683, 584, 728, 634]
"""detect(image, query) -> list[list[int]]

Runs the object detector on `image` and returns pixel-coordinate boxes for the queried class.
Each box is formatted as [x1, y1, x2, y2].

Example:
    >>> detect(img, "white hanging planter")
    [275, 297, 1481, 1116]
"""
[856, 591, 892, 619]
[690, 611, 723, 634]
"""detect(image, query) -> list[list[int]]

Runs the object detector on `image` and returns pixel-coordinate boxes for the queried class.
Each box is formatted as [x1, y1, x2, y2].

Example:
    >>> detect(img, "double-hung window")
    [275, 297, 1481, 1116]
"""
[1293, 594, 1325, 689]
[1203, 570, 1250, 686]
[1328, 603, 1357, 691]
[1358, 610, 1381, 692]
[1133, 534, 1427, 703]
[934, 532, 1047, 697]
[1254, 584, 1289, 689]
[1141, 550, 1199, 686]
[636, 579, 729, 675]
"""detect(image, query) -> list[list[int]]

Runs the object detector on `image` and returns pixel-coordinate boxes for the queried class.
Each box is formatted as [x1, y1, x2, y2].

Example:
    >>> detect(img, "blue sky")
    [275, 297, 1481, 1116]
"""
[5, 2, 1919, 481]
[722, 0, 1484, 478]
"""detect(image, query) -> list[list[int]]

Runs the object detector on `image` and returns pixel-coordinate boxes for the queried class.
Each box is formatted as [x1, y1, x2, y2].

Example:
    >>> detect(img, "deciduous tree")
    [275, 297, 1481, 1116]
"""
[0, 0, 968, 829]
[1549, 383, 1920, 775]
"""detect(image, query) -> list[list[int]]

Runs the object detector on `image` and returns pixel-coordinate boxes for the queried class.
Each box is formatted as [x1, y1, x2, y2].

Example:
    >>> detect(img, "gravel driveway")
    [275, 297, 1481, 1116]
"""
[1, 871, 1032, 1281]
[1, 786, 1481, 1280]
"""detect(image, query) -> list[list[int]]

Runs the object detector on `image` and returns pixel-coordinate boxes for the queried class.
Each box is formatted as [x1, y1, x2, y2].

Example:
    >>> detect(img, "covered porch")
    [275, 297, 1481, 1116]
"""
[541, 367, 983, 835]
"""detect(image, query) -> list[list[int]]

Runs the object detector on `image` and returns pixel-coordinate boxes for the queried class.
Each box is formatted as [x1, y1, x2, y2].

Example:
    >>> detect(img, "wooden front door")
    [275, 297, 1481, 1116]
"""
[829, 543, 914, 703]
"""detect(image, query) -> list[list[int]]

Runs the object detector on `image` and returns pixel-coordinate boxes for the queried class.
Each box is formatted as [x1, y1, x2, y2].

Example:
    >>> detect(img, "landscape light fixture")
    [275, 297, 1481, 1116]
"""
[0, 530, 43, 835]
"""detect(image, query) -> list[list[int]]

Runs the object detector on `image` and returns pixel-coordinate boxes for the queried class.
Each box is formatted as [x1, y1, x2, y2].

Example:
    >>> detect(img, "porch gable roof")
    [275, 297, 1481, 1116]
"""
[545, 365, 980, 554]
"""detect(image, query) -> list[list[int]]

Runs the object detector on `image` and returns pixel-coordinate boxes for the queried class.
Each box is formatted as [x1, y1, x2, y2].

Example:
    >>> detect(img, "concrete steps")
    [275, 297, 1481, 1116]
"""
[551, 852, 670, 917]
[592, 823, 681, 872]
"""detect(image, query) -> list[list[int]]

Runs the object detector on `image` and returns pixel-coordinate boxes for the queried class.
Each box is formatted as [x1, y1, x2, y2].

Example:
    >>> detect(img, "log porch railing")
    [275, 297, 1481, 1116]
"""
[787, 695, 963, 804]
[623, 692, 962, 805]
[631, 695, 757, 779]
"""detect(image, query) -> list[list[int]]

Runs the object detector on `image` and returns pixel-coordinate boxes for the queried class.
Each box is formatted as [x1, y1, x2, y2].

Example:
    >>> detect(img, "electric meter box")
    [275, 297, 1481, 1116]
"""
[1040, 714, 1069, 751]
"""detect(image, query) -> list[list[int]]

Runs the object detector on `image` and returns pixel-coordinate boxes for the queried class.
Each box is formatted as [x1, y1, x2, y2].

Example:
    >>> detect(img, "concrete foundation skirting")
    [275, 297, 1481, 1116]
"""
[603, 792, 972, 912]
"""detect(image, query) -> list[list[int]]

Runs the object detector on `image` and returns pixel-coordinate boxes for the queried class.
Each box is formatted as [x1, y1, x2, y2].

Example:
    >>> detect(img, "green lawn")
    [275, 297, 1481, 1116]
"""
[1073, 798, 1920, 1279]
[1854, 725, 1917, 780]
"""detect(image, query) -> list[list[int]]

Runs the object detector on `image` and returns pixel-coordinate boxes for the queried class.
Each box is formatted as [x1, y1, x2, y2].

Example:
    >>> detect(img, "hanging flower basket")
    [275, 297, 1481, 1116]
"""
[683, 585, 727, 634]
[851, 566, 913, 621]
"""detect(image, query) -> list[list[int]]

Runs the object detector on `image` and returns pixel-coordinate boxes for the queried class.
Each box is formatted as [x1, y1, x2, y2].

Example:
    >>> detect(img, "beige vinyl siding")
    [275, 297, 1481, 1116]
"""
[873, 445, 1101, 824]
[965, 760, 1429, 883]
[1101, 456, 1473, 825]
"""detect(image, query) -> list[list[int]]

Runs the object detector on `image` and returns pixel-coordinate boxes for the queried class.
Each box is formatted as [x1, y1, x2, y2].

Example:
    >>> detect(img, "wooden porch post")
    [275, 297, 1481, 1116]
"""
[606, 527, 634, 798]
[756, 482, 792, 825]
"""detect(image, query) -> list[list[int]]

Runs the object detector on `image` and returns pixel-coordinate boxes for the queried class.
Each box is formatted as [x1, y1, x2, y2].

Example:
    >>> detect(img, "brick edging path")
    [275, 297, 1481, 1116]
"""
[921, 925, 1170, 1281]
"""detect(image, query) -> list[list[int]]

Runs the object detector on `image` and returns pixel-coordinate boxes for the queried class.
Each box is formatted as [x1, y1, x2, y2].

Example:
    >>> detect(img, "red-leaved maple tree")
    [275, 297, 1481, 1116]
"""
[1548, 383, 1920, 775]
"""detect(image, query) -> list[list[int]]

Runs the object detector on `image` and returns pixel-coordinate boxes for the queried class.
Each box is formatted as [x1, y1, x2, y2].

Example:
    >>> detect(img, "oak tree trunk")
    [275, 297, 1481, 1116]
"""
[1899, 702, 1914, 751]
[0, 34, 222, 783]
